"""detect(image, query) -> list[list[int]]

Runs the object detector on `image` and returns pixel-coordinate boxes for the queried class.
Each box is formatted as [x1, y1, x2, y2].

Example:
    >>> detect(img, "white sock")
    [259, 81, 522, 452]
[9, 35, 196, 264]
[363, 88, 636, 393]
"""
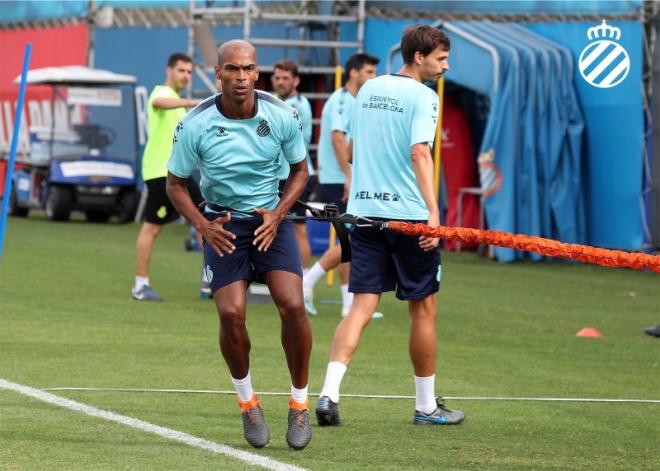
[303, 262, 326, 289]
[302, 268, 310, 276]
[341, 284, 353, 311]
[320, 361, 347, 403]
[135, 276, 149, 291]
[231, 372, 254, 402]
[291, 384, 308, 404]
[414, 374, 437, 414]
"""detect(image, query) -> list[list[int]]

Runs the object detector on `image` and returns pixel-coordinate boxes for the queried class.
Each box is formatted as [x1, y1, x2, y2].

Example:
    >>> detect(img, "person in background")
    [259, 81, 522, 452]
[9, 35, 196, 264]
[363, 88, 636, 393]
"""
[302, 53, 380, 317]
[132, 52, 202, 301]
[271, 59, 315, 271]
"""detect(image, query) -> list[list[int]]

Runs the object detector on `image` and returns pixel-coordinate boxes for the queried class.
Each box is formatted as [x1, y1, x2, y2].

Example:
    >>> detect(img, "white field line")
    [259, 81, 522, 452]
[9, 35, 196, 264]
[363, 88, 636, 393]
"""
[42, 386, 660, 404]
[0, 379, 308, 471]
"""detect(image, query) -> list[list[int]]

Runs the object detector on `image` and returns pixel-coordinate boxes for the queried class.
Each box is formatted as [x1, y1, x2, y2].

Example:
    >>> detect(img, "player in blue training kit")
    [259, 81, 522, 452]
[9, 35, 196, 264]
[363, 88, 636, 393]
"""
[271, 59, 316, 271]
[302, 53, 380, 317]
[166, 40, 313, 450]
[316, 25, 465, 428]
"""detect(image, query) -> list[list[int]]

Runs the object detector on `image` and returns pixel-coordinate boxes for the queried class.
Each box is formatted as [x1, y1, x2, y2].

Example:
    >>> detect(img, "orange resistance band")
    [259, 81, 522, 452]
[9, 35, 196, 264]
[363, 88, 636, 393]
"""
[386, 222, 660, 273]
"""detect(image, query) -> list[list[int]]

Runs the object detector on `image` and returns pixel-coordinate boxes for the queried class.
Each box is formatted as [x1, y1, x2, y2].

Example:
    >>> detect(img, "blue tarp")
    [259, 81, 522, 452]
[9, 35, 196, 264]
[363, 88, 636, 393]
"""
[388, 22, 587, 261]
[529, 22, 644, 250]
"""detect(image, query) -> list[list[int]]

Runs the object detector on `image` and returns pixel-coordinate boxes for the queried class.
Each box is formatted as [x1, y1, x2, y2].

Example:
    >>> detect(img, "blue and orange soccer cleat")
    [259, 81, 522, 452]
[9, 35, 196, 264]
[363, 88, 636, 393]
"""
[413, 398, 465, 425]
[286, 398, 312, 450]
[239, 394, 270, 448]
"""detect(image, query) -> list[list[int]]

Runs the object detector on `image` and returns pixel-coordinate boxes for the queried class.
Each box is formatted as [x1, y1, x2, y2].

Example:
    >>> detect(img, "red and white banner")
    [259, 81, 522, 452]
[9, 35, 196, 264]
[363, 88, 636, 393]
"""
[0, 24, 88, 154]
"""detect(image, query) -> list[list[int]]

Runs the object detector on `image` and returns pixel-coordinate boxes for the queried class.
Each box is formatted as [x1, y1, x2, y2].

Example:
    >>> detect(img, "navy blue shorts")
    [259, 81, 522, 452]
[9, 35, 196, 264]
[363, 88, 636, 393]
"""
[317, 183, 347, 213]
[279, 175, 317, 224]
[203, 214, 303, 293]
[349, 220, 441, 300]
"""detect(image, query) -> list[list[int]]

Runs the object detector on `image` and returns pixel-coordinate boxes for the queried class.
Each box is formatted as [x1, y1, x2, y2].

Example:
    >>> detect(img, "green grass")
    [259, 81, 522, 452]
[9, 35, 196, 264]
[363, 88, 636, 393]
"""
[1, 213, 659, 470]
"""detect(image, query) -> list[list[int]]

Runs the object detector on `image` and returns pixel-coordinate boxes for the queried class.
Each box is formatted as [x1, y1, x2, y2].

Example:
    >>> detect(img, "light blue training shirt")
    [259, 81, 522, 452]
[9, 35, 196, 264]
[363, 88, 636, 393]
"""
[317, 87, 355, 184]
[347, 74, 439, 220]
[168, 91, 306, 215]
[276, 93, 314, 179]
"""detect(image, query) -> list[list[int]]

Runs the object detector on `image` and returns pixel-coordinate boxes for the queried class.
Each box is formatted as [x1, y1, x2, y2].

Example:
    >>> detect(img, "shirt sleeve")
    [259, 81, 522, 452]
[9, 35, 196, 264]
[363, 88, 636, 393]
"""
[410, 89, 439, 147]
[281, 108, 307, 166]
[167, 119, 200, 178]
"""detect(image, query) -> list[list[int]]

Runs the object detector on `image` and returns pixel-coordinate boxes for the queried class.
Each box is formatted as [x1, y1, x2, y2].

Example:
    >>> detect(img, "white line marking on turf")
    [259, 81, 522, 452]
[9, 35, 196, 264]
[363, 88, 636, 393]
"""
[0, 379, 307, 471]
[42, 386, 660, 404]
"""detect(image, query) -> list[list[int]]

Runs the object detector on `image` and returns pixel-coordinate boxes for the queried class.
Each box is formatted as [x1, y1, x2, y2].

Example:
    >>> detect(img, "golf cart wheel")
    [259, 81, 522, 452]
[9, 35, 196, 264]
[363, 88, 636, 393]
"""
[9, 185, 29, 217]
[117, 189, 140, 223]
[46, 186, 72, 221]
[85, 208, 111, 223]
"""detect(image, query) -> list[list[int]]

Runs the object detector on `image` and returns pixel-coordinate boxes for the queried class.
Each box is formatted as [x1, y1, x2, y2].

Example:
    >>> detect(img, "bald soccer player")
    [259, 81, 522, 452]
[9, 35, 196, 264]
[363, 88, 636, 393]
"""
[166, 40, 313, 450]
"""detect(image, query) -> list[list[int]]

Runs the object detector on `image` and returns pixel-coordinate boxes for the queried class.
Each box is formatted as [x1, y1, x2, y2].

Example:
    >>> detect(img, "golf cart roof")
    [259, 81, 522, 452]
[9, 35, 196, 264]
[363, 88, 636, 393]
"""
[14, 66, 137, 85]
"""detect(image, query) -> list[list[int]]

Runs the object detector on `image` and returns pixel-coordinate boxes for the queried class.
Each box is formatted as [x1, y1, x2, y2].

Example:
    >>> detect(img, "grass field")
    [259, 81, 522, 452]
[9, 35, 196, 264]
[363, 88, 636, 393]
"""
[1, 214, 659, 470]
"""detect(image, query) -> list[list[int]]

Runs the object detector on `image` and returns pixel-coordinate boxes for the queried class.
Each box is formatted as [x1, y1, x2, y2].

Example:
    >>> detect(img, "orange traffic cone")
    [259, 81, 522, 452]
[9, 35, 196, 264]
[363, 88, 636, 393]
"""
[576, 327, 604, 338]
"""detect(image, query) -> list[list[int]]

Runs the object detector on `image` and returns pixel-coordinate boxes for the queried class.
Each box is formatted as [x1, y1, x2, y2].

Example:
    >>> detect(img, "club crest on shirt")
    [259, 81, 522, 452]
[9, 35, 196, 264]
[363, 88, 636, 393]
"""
[256, 119, 271, 137]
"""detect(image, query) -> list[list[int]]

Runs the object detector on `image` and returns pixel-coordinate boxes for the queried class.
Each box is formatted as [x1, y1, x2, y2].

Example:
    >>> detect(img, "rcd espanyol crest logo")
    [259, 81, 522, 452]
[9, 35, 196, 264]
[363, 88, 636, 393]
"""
[578, 20, 630, 89]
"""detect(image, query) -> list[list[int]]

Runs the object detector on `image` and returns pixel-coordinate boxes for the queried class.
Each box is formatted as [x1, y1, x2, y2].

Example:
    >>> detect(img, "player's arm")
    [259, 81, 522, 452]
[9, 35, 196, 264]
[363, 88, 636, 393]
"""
[166, 120, 235, 256]
[347, 139, 354, 164]
[277, 159, 309, 217]
[166, 172, 236, 256]
[411, 142, 440, 251]
[166, 172, 206, 231]
[152, 97, 200, 109]
[331, 130, 352, 201]
[253, 110, 309, 252]
[331, 131, 351, 177]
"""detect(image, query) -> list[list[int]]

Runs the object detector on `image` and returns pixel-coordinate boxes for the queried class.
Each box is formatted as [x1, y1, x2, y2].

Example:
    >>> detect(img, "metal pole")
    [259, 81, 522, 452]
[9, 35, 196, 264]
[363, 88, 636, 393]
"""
[87, 0, 95, 67]
[0, 43, 32, 262]
[187, 0, 195, 99]
[433, 77, 444, 199]
[326, 65, 344, 287]
[356, 0, 365, 52]
[244, 0, 252, 41]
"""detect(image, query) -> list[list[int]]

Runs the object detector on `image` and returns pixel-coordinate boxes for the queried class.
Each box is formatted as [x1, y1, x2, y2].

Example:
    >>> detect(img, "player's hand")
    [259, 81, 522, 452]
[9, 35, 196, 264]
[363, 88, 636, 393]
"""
[419, 210, 440, 251]
[253, 208, 283, 252]
[202, 213, 236, 257]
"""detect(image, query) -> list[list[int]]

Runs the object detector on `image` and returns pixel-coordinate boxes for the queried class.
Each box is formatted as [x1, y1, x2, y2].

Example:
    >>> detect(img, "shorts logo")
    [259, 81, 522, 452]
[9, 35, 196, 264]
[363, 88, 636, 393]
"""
[217, 126, 228, 137]
[256, 120, 270, 137]
[436, 265, 442, 282]
[157, 206, 168, 219]
[205, 265, 214, 284]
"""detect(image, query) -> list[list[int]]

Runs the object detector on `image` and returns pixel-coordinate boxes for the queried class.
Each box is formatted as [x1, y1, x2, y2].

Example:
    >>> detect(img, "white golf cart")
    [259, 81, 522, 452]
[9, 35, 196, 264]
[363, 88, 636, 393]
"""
[3, 66, 140, 223]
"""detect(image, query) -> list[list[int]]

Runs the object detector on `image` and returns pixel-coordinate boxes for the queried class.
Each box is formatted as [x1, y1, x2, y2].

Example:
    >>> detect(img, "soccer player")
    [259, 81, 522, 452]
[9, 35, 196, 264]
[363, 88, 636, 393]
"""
[315, 25, 465, 427]
[302, 53, 379, 317]
[132, 52, 202, 301]
[271, 59, 315, 270]
[166, 40, 313, 450]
